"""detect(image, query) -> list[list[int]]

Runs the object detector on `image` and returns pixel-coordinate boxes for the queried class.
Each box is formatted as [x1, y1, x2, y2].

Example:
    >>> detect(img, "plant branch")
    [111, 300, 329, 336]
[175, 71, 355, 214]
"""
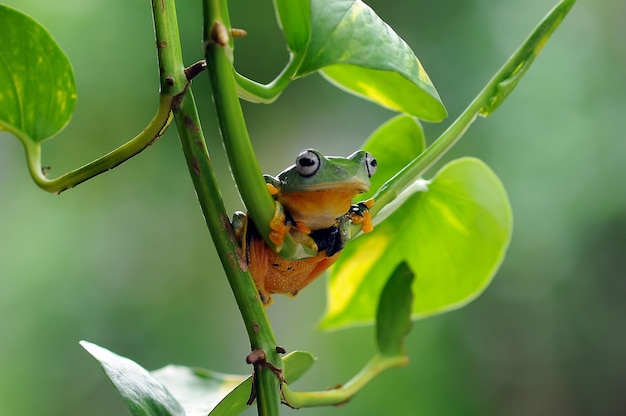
[366, 0, 576, 217]
[201, 1, 305, 261]
[173, 88, 280, 367]
[282, 353, 408, 408]
[24, 95, 174, 194]
[201, 0, 285, 414]
[233, 54, 303, 103]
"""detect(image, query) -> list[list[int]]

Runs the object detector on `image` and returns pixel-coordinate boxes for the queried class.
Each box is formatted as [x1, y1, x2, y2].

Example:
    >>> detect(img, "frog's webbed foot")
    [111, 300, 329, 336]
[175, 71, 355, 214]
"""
[349, 198, 375, 233]
[268, 201, 291, 248]
[268, 199, 318, 255]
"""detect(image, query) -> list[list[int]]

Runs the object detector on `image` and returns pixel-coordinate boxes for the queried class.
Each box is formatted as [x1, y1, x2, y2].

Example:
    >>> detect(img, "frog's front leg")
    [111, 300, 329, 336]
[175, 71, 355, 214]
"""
[266, 180, 315, 250]
[268, 200, 291, 249]
[348, 198, 375, 233]
[263, 179, 291, 249]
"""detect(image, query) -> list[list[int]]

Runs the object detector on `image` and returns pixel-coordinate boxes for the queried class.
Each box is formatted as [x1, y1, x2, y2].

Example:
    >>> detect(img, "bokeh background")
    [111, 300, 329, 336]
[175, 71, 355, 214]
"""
[1, 0, 624, 415]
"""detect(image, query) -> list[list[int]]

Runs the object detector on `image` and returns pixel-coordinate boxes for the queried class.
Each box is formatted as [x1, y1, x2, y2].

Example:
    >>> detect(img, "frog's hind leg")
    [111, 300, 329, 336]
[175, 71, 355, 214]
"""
[245, 219, 274, 305]
[288, 252, 341, 297]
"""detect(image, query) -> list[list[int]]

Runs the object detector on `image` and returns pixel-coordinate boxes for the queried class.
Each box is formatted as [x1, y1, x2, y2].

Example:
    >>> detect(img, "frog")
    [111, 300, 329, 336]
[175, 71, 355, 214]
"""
[233, 149, 377, 305]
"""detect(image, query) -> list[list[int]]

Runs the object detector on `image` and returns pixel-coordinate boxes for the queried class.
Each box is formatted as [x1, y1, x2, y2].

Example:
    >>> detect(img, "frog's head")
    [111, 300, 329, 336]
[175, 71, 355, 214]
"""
[277, 149, 377, 193]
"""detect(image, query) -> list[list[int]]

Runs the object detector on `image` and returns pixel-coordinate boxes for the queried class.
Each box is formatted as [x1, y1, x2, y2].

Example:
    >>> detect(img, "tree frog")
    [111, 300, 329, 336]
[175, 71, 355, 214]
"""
[233, 149, 377, 305]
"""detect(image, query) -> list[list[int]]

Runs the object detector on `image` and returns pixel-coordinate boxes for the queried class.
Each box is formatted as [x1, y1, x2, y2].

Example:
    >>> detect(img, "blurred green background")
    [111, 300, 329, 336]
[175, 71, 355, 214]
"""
[1, 0, 624, 414]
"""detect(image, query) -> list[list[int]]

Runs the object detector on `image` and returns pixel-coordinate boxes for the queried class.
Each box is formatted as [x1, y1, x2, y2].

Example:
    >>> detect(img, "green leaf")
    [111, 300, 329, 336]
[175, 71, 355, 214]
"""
[320, 157, 512, 330]
[82, 340, 315, 416]
[150, 366, 247, 416]
[321, 65, 445, 122]
[376, 262, 414, 357]
[360, 115, 426, 202]
[0, 5, 76, 143]
[294, 0, 446, 121]
[80, 341, 184, 416]
[273, 0, 310, 54]
[283, 350, 317, 383]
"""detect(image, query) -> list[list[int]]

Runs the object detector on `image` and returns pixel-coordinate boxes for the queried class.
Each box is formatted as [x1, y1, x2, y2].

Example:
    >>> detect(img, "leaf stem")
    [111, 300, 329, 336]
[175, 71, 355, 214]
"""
[282, 353, 408, 408]
[233, 54, 303, 103]
[368, 0, 576, 216]
[20, 0, 195, 194]
[24, 96, 174, 194]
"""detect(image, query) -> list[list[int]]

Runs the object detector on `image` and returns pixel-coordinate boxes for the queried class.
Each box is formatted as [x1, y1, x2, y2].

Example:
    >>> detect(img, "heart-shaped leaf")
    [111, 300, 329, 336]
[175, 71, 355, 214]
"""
[294, 0, 446, 121]
[320, 157, 512, 330]
[0, 5, 76, 144]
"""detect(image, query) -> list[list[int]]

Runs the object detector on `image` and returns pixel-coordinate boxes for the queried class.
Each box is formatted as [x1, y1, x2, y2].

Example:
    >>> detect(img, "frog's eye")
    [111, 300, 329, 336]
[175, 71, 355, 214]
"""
[364, 152, 377, 178]
[296, 150, 321, 177]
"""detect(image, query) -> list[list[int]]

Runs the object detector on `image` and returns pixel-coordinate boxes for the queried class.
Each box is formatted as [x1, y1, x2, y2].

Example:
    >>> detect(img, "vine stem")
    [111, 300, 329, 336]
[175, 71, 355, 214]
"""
[201, 0, 284, 414]
[233, 54, 303, 103]
[367, 0, 576, 218]
[173, 88, 282, 416]
[282, 354, 407, 408]
[22, 96, 174, 194]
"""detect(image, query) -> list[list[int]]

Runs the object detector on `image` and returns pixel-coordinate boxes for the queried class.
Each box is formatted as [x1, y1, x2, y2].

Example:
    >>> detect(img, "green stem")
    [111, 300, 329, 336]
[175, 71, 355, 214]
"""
[368, 0, 576, 217]
[173, 88, 281, 382]
[202, 0, 274, 235]
[154, 1, 284, 414]
[282, 354, 408, 408]
[201, 0, 304, 261]
[234, 54, 303, 103]
[201, 1, 284, 414]
[24, 96, 174, 194]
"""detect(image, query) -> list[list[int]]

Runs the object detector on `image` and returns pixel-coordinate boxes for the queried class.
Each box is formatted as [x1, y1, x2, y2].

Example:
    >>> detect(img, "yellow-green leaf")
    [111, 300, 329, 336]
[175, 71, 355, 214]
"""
[0, 5, 76, 144]
[295, 0, 446, 121]
[320, 158, 512, 330]
[360, 115, 426, 202]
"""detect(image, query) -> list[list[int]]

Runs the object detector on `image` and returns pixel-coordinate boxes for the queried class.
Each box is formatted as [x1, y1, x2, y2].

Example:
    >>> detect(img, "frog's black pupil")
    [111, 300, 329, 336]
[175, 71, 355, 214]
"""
[366, 155, 377, 177]
[296, 150, 321, 177]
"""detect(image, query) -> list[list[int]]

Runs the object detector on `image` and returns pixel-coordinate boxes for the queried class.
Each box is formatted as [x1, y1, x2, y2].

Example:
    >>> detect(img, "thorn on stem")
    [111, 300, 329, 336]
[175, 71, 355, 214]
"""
[231, 28, 247, 38]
